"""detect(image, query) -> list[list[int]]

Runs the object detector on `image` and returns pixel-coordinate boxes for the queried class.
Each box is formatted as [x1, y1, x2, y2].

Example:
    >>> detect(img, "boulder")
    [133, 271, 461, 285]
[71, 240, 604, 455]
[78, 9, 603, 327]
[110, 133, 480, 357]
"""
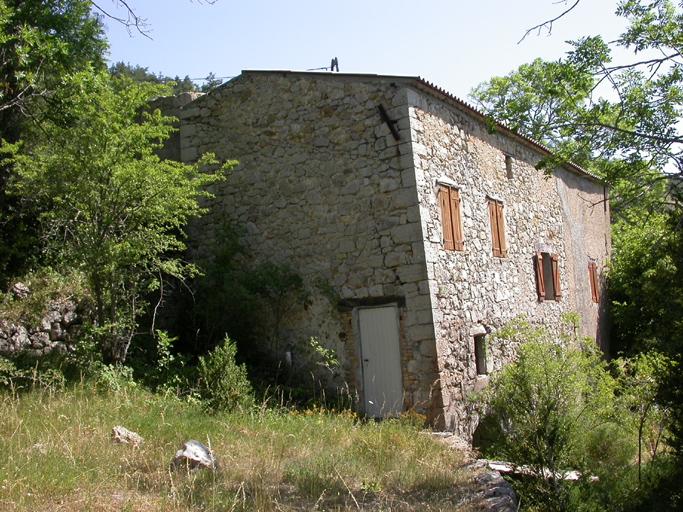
[111, 426, 143, 447]
[10, 282, 30, 300]
[171, 440, 219, 471]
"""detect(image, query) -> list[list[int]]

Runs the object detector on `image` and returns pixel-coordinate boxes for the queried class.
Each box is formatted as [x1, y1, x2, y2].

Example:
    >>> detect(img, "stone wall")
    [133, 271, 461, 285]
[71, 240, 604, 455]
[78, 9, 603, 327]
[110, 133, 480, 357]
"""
[167, 71, 611, 436]
[407, 89, 610, 435]
[148, 92, 204, 162]
[178, 72, 442, 416]
[0, 283, 90, 358]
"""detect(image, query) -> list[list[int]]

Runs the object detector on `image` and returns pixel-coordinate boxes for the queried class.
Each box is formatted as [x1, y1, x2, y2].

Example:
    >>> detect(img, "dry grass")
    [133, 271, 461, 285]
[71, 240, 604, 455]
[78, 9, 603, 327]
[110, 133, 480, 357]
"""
[0, 384, 480, 511]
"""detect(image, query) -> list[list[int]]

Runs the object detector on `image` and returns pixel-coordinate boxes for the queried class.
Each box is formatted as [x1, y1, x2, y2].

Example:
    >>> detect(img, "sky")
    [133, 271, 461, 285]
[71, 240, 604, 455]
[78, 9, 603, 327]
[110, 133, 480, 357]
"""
[103, 0, 627, 102]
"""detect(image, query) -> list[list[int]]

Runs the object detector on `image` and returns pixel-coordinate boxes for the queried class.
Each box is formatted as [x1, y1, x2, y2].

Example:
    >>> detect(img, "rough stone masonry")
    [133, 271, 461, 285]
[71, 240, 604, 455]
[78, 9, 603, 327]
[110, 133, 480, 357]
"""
[156, 70, 611, 439]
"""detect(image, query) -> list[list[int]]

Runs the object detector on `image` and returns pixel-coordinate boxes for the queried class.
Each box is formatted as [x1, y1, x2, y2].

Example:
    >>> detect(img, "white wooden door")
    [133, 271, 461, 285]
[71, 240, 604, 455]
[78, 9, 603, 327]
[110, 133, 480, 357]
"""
[358, 305, 405, 417]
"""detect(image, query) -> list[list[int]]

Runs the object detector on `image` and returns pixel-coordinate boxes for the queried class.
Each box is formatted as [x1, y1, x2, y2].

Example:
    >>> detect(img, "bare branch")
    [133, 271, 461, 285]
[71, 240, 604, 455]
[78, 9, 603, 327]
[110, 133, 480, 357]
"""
[90, 1, 151, 38]
[519, 0, 582, 43]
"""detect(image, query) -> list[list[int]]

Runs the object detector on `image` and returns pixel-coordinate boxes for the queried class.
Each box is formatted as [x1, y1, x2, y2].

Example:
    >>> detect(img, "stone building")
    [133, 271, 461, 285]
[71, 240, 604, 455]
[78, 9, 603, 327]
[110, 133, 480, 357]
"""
[168, 70, 611, 438]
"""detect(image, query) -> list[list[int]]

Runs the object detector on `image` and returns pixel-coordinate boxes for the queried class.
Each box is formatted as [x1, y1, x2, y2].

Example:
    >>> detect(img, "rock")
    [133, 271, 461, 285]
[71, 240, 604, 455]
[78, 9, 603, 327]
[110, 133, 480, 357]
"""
[10, 325, 30, 350]
[30, 332, 50, 349]
[62, 308, 77, 327]
[10, 282, 30, 300]
[111, 426, 143, 447]
[473, 470, 517, 512]
[172, 440, 219, 471]
[49, 322, 65, 342]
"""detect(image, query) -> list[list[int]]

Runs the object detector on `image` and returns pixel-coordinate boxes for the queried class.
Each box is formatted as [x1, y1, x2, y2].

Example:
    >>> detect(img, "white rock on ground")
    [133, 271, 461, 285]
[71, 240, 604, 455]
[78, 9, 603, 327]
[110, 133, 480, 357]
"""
[171, 440, 219, 471]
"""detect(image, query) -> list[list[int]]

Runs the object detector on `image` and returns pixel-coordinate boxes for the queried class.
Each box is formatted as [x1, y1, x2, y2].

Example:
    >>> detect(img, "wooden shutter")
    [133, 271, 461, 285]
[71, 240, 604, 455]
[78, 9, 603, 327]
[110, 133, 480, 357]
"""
[496, 201, 507, 257]
[589, 262, 600, 303]
[551, 253, 561, 300]
[439, 185, 454, 250]
[488, 200, 500, 257]
[451, 188, 464, 251]
[489, 199, 506, 258]
[534, 252, 546, 301]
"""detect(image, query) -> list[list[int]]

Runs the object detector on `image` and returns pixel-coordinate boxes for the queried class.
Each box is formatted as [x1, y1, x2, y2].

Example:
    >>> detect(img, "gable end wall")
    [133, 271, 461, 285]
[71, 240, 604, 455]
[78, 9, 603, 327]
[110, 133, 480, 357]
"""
[178, 73, 443, 419]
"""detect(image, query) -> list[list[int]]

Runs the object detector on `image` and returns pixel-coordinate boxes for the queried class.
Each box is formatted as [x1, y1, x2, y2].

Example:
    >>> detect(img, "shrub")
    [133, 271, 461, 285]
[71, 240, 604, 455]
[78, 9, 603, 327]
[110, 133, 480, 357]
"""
[481, 319, 624, 511]
[197, 334, 254, 412]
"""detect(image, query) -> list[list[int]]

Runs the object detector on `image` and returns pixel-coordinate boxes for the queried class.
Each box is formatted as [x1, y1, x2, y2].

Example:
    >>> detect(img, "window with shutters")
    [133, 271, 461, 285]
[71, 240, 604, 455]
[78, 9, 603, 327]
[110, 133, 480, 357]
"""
[487, 198, 507, 258]
[534, 252, 561, 301]
[438, 184, 464, 251]
[589, 261, 600, 303]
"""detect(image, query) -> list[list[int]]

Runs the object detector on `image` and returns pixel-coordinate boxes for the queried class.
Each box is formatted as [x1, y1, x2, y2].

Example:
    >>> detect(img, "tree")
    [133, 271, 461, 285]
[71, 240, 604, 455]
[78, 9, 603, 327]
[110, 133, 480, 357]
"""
[0, 0, 107, 280]
[2, 70, 232, 363]
[108, 61, 199, 95]
[0, 0, 106, 140]
[615, 352, 674, 485]
[472, 1, 683, 216]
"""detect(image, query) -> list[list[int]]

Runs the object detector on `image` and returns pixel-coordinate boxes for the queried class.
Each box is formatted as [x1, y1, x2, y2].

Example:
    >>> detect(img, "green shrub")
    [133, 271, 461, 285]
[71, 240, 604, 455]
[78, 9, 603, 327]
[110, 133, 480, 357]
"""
[481, 318, 624, 511]
[198, 334, 254, 412]
[91, 363, 137, 393]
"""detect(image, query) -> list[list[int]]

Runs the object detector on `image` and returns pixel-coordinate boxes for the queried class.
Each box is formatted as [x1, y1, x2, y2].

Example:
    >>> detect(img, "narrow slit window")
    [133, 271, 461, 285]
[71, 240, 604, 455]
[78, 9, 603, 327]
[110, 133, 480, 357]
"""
[488, 198, 507, 258]
[505, 154, 513, 179]
[439, 184, 464, 251]
[474, 335, 487, 375]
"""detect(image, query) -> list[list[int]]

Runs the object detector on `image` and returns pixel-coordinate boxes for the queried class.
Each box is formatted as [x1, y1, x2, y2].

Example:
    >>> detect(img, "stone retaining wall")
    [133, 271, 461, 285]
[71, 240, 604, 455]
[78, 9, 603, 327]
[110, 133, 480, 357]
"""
[0, 284, 90, 358]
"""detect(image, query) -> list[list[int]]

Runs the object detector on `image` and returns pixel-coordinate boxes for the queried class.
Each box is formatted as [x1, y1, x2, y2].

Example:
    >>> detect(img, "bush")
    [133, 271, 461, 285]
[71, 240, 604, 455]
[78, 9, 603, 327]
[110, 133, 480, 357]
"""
[480, 319, 624, 511]
[197, 335, 254, 412]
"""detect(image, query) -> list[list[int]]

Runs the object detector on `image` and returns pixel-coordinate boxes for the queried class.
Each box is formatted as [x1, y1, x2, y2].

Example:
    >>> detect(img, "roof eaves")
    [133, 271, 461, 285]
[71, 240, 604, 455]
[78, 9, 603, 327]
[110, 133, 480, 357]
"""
[410, 77, 604, 184]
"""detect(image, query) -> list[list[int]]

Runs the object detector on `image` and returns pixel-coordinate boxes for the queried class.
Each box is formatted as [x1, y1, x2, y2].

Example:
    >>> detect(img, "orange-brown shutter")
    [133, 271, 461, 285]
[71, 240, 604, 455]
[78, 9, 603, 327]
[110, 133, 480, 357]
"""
[534, 252, 546, 301]
[551, 253, 561, 300]
[488, 200, 501, 257]
[589, 262, 600, 303]
[451, 188, 464, 251]
[439, 185, 454, 251]
[496, 201, 507, 257]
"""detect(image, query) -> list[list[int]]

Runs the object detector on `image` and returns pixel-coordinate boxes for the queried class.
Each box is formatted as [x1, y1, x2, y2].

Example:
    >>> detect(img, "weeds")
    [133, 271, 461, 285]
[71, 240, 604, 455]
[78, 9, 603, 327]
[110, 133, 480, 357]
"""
[0, 383, 476, 511]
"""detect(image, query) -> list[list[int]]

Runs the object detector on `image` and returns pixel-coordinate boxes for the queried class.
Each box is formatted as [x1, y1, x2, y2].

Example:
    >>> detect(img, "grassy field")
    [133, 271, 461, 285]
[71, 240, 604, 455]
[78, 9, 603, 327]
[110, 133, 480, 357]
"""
[0, 383, 480, 511]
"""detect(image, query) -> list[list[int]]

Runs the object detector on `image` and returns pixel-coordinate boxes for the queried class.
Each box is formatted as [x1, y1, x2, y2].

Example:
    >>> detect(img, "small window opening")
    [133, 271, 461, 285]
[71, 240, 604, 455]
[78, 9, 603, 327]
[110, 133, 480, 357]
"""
[534, 252, 561, 301]
[474, 335, 487, 375]
[505, 154, 513, 179]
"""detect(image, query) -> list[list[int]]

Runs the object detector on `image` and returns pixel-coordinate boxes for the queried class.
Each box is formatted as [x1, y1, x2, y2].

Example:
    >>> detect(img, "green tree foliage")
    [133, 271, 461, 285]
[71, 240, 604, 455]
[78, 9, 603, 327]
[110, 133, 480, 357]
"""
[108, 61, 199, 95]
[608, 211, 683, 454]
[614, 351, 674, 485]
[200, 72, 223, 92]
[2, 71, 231, 364]
[482, 319, 623, 511]
[0, 0, 106, 138]
[470, 1, 683, 219]
[0, 0, 107, 280]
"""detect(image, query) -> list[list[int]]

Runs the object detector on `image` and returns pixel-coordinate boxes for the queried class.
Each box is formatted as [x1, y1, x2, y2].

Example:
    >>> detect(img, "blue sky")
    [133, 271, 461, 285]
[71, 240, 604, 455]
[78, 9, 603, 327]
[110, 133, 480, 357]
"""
[104, 0, 626, 101]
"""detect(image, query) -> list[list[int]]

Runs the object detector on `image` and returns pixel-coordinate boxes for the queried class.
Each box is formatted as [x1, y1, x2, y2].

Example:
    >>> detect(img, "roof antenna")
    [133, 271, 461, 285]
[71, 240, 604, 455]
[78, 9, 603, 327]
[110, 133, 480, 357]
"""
[330, 57, 339, 72]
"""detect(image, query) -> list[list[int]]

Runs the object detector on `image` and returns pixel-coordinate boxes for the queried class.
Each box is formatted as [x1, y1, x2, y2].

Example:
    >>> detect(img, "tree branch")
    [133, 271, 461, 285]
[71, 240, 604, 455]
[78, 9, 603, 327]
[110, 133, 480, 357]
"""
[90, 0, 151, 38]
[519, 0, 582, 43]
